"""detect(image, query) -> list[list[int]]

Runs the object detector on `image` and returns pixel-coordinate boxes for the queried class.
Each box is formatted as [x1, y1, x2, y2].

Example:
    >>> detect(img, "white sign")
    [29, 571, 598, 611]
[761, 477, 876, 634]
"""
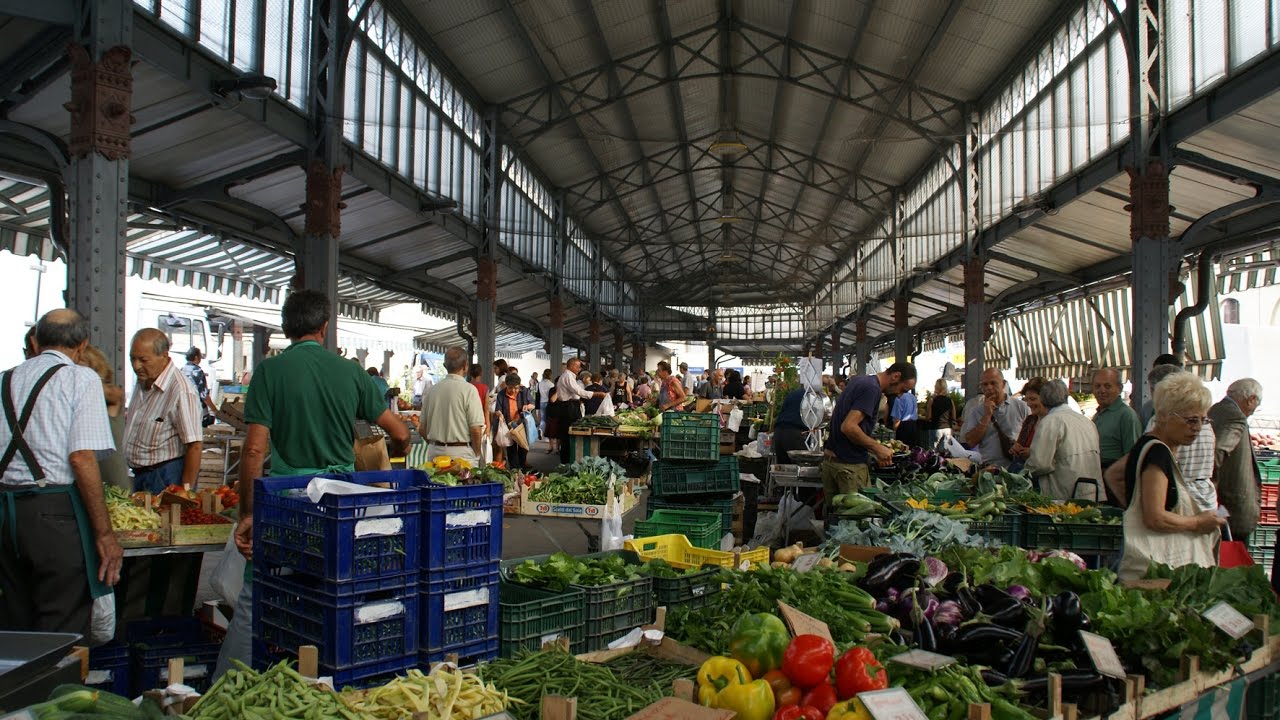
[889, 649, 957, 671]
[1079, 630, 1127, 679]
[791, 553, 822, 573]
[858, 688, 929, 720]
[1203, 601, 1255, 639]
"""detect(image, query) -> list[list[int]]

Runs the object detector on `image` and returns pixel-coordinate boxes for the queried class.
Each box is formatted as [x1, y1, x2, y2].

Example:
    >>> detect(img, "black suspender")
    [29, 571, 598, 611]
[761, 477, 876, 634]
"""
[0, 364, 66, 482]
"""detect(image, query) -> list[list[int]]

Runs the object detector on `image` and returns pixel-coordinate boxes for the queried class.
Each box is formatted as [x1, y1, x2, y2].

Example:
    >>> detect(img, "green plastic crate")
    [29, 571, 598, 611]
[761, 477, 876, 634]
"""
[633, 509, 722, 549]
[660, 413, 720, 462]
[648, 497, 736, 538]
[498, 583, 585, 658]
[1259, 458, 1280, 484]
[649, 457, 740, 498]
[1248, 670, 1280, 720]
[645, 566, 722, 611]
[1022, 511, 1124, 553]
[888, 502, 1022, 546]
[1250, 526, 1277, 569]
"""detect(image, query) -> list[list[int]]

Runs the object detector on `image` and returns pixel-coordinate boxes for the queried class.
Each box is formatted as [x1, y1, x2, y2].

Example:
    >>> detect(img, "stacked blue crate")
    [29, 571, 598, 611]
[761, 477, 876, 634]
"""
[252, 471, 421, 688]
[413, 475, 504, 667]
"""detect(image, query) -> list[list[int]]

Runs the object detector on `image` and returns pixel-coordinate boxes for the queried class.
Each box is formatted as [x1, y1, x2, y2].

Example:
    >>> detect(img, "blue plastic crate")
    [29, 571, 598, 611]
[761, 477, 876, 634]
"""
[414, 479, 504, 572]
[421, 564, 499, 651]
[254, 471, 421, 582]
[254, 570, 418, 668]
[253, 645, 415, 690]
[127, 617, 222, 695]
[419, 636, 498, 668]
[86, 641, 130, 697]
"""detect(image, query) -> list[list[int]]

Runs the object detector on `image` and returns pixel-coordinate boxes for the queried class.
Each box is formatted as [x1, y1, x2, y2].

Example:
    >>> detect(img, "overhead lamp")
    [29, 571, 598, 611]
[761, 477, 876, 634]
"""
[709, 129, 747, 157]
[716, 193, 742, 224]
[214, 72, 278, 101]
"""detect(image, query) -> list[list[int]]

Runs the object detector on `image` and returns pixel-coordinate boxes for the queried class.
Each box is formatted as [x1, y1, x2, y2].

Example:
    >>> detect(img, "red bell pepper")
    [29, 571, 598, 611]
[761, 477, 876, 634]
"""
[774, 706, 825, 720]
[833, 646, 888, 700]
[800, 683, 838, 716]
[781, 634, 835, 689]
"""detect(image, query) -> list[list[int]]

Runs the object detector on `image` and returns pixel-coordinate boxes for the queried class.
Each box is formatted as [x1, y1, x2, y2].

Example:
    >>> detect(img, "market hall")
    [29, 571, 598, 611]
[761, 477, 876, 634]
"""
[1, 0, 1280, 717]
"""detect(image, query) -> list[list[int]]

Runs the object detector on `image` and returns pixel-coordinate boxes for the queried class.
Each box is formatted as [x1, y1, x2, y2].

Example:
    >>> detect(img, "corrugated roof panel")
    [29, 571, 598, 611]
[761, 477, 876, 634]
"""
[594, 0, 657, 58]
[797, 0, 874, 58]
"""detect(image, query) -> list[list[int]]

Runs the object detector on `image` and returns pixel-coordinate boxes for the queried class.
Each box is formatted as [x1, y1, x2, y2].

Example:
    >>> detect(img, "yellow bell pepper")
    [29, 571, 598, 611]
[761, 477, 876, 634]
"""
[698, 656, 751, 703]
[827, 698, 873, 720]
[715, 677, 775, 720]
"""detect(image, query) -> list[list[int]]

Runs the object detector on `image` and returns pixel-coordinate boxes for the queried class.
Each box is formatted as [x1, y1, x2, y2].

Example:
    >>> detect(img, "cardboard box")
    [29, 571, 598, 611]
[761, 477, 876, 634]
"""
[520, 480, 638, 519]
[839, 544, 891, 563]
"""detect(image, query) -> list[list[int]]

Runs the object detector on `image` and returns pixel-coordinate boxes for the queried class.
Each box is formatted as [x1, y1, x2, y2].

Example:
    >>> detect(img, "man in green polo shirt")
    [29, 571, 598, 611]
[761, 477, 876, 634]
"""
[213, 289, 410, 680]
[1091, 367, 1140, 470]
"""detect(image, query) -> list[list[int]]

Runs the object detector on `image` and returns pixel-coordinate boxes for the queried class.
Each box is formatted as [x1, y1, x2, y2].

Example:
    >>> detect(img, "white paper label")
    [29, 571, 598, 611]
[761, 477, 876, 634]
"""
[1, 710, 36, 720]
[85, 669, 113, 684]
[889, 649, 957, 671]
[1203, 601, 1255, 639]
[859, 687, 929, 720]
[444, 587, 491, 612]
[160, 663, 209, 681]
[355, 600, 406, 623]
[791, 553, 822, 573]
[540, 632, 567, 646]
[1080, 631, 1127, 679]
[446, 509, 492, 528]
[354, 517, 403, 538]
[691, 585, 708, 596]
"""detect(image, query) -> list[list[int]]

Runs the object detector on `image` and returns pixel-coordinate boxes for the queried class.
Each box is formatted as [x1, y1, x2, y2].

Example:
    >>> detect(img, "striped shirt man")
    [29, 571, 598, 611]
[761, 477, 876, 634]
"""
[124, 358, 202, 471]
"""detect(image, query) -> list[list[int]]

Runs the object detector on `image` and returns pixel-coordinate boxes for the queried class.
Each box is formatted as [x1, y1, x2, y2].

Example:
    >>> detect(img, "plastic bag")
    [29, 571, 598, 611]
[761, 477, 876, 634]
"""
[594, 394, 615, 417]
[600, 493, 624, 551]
[941, 433, 983, 462]
[749, 511, 783, 548]
[726, 406, 744, 432]
[522, 411, 540, 445]
[495, 419, 513, 448]
[209, 532, 246, 607]
[89, 592, 116, 645]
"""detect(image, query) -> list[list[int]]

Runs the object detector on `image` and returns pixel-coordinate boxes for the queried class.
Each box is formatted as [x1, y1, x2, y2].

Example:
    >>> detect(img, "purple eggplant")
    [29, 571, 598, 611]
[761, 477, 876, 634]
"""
[932, 600, 965, 627]
[922, 557, 949, 587]
[1005, 584, 1033, 603]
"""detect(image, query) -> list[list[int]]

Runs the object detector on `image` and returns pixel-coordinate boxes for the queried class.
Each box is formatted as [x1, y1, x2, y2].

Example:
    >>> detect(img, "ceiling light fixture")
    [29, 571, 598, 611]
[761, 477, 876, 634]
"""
[214, 72, 278, 101]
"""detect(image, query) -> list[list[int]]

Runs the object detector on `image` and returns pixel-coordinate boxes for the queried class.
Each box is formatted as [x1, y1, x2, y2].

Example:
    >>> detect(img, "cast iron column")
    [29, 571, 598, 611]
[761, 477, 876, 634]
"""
[66, 0, 132, 383]
[475, 257, 497, 380]
[587, 318, 601, 374]
[893, 297, 911, 364]
[962, 257, 987, 399]
[475, 109, 501, 381]
[831, 326, 842, 376]
[854, 319, 868, 375]
[548, 295, 564, 374]
[613, 328, 625, 372]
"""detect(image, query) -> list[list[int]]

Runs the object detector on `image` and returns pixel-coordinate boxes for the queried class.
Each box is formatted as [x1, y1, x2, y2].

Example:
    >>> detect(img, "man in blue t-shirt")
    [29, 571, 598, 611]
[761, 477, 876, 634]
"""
[822, 362, 917, 509]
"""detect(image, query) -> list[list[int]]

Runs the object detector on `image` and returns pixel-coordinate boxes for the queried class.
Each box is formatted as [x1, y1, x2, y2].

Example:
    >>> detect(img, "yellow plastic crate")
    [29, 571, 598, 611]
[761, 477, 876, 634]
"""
[624, 534, 769, 570]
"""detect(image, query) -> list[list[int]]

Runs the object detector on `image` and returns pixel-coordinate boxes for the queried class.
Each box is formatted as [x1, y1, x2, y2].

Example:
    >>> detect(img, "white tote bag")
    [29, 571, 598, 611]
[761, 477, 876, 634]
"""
[594, 394, 616, 417]
[495, 418, 514, 448]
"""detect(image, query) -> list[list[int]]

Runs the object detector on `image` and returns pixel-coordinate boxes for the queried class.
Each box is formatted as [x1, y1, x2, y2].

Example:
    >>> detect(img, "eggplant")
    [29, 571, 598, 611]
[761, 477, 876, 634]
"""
[933, 600, 964, 627]
[988, 597, 1029, 628]
[935, 622, 959, 650]
[954, 622, 1024, 645]
[1051, 591, 1085, 646]
[1006, 585, 1033, 603]
[1019, 670, 1105, 694]
[941, 571, 968, 595]
[1005, 630, 1039, 678]
[956, 586, 981, 617]
[915, 617, 938, 652]
[975, 584, 1015, 609]
[980, 669, 1011, 688]
[859, 556, 922, 594]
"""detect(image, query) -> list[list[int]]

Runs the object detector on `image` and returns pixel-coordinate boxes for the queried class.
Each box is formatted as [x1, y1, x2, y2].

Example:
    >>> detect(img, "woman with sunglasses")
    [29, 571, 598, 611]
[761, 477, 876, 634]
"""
[1117, 370, 1225, 580]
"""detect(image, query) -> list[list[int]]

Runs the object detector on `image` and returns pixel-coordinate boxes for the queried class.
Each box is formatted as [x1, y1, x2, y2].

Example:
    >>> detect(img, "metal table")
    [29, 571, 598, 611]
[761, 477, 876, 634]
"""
[123, 543, 224, 557]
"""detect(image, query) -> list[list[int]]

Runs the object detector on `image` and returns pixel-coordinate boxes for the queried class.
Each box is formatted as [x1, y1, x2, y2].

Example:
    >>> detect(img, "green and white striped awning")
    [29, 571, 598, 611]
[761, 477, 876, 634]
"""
[1218, 248, 1279, 294]
[991, 281, 1224, 383]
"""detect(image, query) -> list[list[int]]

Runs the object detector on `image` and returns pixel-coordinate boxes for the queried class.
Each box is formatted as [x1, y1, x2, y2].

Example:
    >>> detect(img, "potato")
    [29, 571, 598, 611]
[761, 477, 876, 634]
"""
[817, 557, 835, 568]
[771, 561, 789, 568]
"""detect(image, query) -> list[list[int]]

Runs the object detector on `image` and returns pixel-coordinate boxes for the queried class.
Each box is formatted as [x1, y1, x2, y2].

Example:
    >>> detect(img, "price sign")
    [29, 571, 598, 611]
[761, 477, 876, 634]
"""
[858, 688, 929, 720]
[1203, 601, 1255, 639]
[889, 649, 957, 671]
[777, 601, 834, 645]
[1121, 578, 1171, 591]
[1079, 631, 1127, 679]
[791, 553, 822, 573]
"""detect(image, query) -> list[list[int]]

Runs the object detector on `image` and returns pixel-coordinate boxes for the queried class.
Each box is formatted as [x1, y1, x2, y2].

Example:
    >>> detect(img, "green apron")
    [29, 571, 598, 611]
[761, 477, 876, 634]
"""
[0, 360, 110, 600]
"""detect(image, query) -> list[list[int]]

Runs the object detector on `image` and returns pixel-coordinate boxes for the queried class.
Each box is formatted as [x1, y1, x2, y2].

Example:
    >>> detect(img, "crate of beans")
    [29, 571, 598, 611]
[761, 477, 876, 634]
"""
[255, 472, 420, 582]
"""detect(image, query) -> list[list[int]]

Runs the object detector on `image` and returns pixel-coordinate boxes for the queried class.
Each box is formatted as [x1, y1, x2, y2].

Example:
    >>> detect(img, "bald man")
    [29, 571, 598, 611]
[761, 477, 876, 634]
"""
[960, 368, 1030, 468]
[124, 328, 203, 493]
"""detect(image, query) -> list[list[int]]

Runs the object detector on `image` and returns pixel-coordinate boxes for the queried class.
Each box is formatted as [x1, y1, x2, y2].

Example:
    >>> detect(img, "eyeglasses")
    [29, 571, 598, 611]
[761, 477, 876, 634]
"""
[1171, 412, 1211, 428]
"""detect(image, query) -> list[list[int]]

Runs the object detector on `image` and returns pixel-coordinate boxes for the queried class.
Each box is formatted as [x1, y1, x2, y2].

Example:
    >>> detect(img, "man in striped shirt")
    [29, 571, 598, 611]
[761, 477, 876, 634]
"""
[124, 329, 203, 493]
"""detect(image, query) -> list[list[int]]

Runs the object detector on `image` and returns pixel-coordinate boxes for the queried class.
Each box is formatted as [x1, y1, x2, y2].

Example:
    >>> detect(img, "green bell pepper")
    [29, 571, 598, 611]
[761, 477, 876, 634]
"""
[729, 612, 791, 678]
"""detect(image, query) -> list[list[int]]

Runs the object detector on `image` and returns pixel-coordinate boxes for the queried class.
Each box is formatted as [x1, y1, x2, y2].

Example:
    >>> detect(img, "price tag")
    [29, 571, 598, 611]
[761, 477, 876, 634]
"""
[889, 649, 957, 671]
[1121, 578, 1171, 591]
[858, 687, 929, 720]
[791, 553, 822, 573]
[1079, 630, 1127, 679]
[1203, 601, 1255, 639]
[777, 601, 834, 645]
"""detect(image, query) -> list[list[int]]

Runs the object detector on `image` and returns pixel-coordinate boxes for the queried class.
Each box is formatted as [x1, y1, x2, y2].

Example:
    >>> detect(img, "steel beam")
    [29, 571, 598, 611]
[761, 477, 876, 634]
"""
[0, 0, 75, 25]
[0, 27, 73, 107]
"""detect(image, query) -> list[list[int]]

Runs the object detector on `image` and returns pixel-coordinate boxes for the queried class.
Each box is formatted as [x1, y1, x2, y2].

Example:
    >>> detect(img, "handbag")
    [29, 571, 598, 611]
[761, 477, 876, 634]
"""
[509, 419, 529, 450]
[1219, 524, 1254, 568]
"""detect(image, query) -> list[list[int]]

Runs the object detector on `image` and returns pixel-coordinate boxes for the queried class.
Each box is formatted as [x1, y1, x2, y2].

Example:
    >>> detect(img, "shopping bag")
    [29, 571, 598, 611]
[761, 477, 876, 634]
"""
[509, 419, 529, 451]
[353, 436, 391, 471]
[495, 419, 514, 448]
[726, 406, 744, 432]
[1219, 525, 1254, 568]
[594, 393, 616, 416]
[522, 411, 540, 445]
[209, 531, 246, 606]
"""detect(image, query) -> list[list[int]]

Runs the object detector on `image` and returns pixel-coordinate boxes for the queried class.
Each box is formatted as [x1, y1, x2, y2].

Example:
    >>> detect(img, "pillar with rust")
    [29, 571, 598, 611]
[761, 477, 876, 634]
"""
[963, 257, 988, 400]
[854, 319, 868, 375]
[632, 341, 646, 373]
[548, 295, 564, 375]
[893, 297, 911, 364]
[476, 257, 497, 382]
[613, 328, 625, 371]
[588, 318, 601, 374]
[830, 327, 842, 376]
[299, 163, 343, 348]
[66, 0, 133, 383]
[1129, 162, 1174, 411]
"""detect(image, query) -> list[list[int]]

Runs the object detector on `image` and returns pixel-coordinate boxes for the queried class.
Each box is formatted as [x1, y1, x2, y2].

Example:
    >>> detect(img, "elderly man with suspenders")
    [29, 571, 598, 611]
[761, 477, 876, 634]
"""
[0, 309, 122, 636]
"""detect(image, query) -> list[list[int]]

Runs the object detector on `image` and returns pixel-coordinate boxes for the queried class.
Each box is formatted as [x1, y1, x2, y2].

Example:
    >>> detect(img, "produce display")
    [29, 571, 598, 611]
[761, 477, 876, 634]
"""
[1022, 501, 1122, 524]
[105, 484, 162, 531]
[22, 685, 160, 719]
[477, 648, 692, 720]
[189, 661, 362, 719]
[341, 665, 516, 719]
[527, 457, 626, 505]
[508, 551, 641, 592]
[900, 488, 1013, 521]
[614, 406, 662, 433]
[572, 415, 621, 430]
[829, 493, 889, 518]
[178, 507, 232, 525]
[823, 511, 999, 556]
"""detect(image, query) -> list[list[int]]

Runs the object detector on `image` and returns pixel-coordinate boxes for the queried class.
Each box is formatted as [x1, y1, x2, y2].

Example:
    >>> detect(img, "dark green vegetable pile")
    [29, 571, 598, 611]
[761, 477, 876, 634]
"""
[478, 649, 690, 720]
[528, 457, 627, 505]
[510, 552, 641, 592]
